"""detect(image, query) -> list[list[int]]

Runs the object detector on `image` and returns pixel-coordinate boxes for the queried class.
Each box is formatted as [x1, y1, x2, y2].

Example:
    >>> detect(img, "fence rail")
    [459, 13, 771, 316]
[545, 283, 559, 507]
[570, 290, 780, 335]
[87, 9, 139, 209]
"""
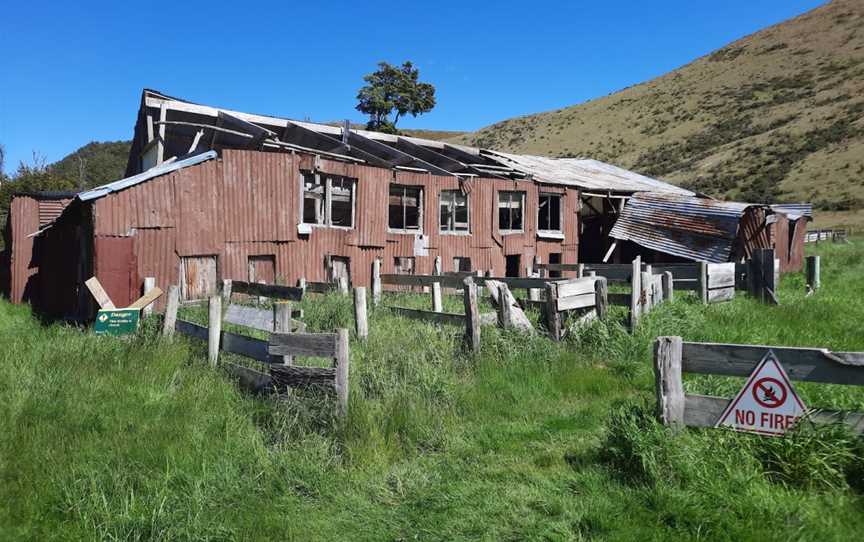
[654, 336, 864, 434]
[805, 229, 849, 243]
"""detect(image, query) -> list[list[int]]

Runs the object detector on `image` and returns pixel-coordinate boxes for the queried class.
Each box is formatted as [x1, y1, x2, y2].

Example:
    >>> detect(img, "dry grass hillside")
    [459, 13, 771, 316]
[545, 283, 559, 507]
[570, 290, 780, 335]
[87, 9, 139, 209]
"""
[456, 0, 864, 222]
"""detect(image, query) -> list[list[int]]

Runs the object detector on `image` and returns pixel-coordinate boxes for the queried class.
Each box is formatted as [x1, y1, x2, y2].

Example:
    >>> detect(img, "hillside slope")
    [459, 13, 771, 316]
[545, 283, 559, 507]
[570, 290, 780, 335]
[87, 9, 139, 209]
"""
[457, 0, 864, 210]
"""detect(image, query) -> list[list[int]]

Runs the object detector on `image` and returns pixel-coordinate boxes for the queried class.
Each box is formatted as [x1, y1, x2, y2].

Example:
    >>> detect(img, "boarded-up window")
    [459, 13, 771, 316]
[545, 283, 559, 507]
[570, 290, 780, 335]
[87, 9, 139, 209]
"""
[327, 256, 351, 286]
[248, 255, 276, 284]
[389, 185, 423, 232]
[440, 190, 469, 233]
[499, 191, 525, 232]
[538, 193, 562, 232]
[180, 256, 218, 300]
[453, 257, 472, 272]
[394, 257, 415, 275]
[302, 172, 356, 228]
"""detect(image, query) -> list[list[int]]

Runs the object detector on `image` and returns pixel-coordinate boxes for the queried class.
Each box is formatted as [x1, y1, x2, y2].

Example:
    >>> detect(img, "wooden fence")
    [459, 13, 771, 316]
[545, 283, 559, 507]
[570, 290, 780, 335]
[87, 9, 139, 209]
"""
[544, 277, 608, 341]
[653, 336, 864, 434]
[163, 283, 350, 416]
[805, 228, 849, 243]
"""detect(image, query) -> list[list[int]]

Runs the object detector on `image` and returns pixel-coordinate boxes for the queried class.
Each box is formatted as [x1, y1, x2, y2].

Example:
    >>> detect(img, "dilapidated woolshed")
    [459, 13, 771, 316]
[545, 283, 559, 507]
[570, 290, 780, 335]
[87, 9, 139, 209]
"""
[1, 90, 810, 319]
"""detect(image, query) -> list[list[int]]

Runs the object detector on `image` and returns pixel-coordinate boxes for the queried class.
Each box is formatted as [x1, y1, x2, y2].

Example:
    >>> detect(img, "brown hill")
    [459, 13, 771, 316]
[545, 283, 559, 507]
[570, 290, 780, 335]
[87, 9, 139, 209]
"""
[455, 0, 864, 217]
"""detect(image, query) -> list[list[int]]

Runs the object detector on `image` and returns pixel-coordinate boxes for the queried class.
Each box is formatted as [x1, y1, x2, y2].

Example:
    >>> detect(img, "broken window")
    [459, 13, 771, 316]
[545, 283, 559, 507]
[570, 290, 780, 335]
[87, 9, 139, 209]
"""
[389, 185, 423, 232]
[498, 191, 525, 232]
[394, 256, 415, 275]
[440, 190, 469, 233]
[453, 257, 472, 272]
[301, 171, 355, 228]
[302, 172, 325, 225]
[538, 193, 562, 232]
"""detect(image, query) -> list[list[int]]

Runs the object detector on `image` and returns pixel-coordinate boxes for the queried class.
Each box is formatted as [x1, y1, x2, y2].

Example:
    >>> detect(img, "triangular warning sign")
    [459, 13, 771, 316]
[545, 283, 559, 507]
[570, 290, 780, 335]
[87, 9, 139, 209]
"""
[715, 350, 807, 436]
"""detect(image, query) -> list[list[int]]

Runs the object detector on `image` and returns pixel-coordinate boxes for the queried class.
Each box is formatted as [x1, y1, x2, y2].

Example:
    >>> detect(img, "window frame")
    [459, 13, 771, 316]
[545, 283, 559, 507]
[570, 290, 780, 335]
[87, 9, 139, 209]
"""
[498, 190, 526, 234]
[388, 184, 424, 234]
[439, 189, 470, 235]
[301, 171, 356, 230]
[537, 192, 564, 237]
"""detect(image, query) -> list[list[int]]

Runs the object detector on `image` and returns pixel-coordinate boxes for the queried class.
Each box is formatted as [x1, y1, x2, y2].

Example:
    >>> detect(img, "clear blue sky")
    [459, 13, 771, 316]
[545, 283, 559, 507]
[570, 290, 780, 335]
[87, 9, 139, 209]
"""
[0, 0, 825, 174]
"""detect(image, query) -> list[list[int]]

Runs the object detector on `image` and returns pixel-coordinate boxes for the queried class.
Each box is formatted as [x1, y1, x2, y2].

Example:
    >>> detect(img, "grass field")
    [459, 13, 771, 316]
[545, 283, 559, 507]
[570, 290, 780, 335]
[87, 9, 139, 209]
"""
[2, 241, 864, 540]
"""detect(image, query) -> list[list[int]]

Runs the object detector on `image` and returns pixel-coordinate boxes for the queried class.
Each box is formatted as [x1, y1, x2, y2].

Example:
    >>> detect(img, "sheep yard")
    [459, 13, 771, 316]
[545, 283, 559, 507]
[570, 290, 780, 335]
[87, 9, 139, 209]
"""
[2, 240, 864, 541]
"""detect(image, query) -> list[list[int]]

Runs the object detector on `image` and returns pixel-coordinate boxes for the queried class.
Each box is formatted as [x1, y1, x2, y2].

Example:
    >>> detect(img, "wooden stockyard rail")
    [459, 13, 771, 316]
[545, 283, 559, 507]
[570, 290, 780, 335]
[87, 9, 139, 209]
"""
[805, 228, 849, 244]
[654, 336, 864, 434]
[162, 281, 350, 416]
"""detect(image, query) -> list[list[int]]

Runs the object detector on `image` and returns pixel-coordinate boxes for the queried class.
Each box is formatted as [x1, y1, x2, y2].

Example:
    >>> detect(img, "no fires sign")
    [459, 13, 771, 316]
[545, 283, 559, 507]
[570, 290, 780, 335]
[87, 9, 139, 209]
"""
[715, 351, 807, 436]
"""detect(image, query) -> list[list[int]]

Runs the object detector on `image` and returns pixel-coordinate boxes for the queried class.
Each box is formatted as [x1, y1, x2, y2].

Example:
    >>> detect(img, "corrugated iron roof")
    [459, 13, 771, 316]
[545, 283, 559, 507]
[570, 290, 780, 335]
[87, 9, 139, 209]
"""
[140, 89, 692, 195]
[609, 192, 762, 263]
[771, 203, 813, 220]
[78, 151, 217, 202]
[483, 151, 693, 194]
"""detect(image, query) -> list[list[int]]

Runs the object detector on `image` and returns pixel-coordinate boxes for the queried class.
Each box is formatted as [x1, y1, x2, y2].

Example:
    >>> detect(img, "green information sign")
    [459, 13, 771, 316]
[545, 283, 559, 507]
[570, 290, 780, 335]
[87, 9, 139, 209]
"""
[94, 308, 141, 336]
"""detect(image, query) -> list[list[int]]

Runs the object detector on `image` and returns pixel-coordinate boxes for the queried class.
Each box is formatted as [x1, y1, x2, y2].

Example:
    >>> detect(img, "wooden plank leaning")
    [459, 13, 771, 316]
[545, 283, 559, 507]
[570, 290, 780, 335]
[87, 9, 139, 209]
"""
[85, 277, 116, 310]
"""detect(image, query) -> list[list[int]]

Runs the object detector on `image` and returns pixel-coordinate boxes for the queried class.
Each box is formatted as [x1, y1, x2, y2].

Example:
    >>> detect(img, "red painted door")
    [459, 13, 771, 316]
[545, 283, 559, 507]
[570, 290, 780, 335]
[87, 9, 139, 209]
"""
[94, 236, 139, 309]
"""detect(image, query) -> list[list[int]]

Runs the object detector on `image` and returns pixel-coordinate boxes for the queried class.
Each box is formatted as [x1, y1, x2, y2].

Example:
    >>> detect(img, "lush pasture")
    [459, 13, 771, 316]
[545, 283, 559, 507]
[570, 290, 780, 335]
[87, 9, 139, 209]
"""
[1, 241, 863, 540]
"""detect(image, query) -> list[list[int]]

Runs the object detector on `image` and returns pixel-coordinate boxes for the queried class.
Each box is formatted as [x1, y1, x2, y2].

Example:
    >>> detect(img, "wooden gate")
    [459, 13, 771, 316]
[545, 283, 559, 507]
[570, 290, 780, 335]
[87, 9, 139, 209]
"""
[180, 256, 217, 300]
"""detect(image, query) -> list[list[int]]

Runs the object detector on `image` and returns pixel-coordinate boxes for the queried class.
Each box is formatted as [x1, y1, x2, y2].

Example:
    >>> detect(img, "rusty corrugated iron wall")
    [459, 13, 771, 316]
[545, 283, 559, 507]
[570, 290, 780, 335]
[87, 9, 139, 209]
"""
[69, 148, 581, 312]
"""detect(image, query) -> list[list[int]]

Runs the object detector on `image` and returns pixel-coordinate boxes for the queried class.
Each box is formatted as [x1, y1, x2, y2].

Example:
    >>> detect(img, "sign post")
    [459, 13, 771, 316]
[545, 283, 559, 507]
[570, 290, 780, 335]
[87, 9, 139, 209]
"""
[715, 351, 807, 436]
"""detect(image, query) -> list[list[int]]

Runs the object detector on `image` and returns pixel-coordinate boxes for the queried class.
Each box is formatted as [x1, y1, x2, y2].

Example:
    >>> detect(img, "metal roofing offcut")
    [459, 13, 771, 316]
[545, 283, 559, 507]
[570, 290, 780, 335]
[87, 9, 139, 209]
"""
[609, 193, 761, 263]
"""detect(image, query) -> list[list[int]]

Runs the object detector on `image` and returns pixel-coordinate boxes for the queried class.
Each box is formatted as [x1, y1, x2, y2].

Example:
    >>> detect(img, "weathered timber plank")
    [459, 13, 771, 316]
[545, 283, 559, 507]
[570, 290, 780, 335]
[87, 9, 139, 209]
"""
[556, 278, 596, 298]
[682, 341, 864, 385]
[683, 394, 864, 434]
[651, 265, 699, 280]
[269, 333, 339, 357]
[129, 285, 163, 310]
[85, 277, 116, 309]
[229, 280, 303, 301]
[305, 281, 338, 294]
[707, 262, 735, 289]
[162, 285, 180, 338]
[271, 365, 337, 390]
[222, 331, 270, 363]
[654, 336, 684, 428]
[707, 287, 734, 303]
[222, 361, 274, 394]
[175, 319, 208, 341]
[556, 293, 596, 312]
[386, 306, 466, 326]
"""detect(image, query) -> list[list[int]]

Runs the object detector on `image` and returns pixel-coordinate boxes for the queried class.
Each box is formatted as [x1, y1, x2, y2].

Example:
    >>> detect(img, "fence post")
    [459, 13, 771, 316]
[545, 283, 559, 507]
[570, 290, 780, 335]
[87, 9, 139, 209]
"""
[594, 276, 608, 320]
[577, 263, 584, 278]
[629, 256, 641, 332]
[221, 279, 233, 304]
[335, 328, 350, 417]
[162, 285, 180, 338]
[653, 336, 684, 429]
[806, 255, 820, 290]
[697, 261, 708, 305]
[497, 283, 514, 329]
[662, 271, 674, 303]
[641, 271, 652, 314]
[142, 277, 156, 318]
[298, 277, 307, 296]
[463, 277, 481, 353]
[433, 255, 442, 276]
[371, 259, 382, 306]
[273, 302, 293, 365]
[354, 287, 368, 340]
[545, 282, 562, 341]
[432, 281, 443, 313]
[338, 276, 349, 295]
[208, 295, 222, 368]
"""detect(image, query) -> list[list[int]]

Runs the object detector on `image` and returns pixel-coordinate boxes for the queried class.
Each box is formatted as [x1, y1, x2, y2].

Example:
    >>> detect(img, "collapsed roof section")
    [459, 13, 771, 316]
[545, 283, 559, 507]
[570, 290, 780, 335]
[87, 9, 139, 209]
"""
[126, 89, 692, 196]
[609, 192, 764, 263]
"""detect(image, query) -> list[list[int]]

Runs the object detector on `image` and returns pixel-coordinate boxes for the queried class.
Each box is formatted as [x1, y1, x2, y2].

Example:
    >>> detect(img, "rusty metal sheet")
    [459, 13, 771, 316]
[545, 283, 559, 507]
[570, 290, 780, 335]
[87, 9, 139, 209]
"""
[610, 192, 764, 263]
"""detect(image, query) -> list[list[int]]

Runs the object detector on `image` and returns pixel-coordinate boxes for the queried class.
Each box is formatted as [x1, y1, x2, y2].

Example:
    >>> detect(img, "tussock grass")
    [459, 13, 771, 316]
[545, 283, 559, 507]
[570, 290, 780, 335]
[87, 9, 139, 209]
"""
[2, 241, 864, 539]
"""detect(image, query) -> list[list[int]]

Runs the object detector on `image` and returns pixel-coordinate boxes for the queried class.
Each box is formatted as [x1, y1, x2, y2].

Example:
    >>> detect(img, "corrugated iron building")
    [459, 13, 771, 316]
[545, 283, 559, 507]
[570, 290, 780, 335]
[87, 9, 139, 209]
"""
[13, 90, 811, 318]
[1, 192, 74, 304]
[33, 148, 583, 318]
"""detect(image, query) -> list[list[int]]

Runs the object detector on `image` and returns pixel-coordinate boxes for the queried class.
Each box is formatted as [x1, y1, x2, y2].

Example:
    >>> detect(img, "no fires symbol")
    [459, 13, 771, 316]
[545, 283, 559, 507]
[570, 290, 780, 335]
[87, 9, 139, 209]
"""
[752, 377, 787, 409]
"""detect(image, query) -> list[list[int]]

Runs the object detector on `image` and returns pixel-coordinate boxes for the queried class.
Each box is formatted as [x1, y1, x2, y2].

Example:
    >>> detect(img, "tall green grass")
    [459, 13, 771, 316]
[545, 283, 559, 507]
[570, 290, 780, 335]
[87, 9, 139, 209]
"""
[1, 240, 863, 540]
